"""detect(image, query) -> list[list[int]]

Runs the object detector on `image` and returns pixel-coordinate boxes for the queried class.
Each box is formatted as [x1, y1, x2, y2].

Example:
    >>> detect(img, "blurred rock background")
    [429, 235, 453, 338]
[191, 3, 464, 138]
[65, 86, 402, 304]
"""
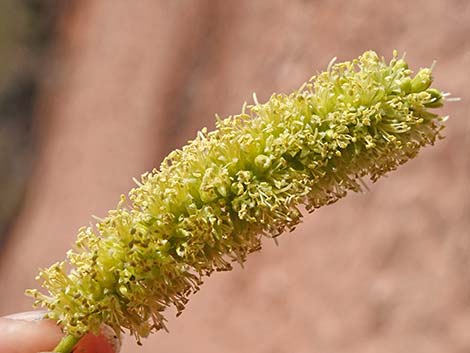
[0, 0, 59, 245]
[0, 1, 469, 352]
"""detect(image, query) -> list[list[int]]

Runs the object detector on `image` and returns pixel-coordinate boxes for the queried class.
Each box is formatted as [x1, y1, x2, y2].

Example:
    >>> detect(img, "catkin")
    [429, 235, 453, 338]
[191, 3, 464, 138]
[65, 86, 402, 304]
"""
[27, 51, 447, 344]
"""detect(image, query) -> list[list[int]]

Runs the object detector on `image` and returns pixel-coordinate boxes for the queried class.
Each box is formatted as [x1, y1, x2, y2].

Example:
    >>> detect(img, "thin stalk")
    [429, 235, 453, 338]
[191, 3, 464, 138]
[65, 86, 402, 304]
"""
[53, 334, 80, 353]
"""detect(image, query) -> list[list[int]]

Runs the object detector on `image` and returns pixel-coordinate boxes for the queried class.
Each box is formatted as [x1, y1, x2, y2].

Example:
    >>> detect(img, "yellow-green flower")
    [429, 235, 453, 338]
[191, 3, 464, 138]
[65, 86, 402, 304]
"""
[27, 50, 447, 345]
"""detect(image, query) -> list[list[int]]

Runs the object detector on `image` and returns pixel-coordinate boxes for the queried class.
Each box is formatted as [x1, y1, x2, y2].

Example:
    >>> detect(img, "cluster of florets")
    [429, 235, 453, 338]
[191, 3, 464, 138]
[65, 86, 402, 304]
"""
[27, 51, 446, 344]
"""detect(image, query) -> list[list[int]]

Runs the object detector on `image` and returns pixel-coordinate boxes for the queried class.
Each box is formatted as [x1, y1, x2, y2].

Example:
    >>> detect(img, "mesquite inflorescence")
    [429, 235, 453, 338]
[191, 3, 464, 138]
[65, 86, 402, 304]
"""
[27, 51, 447, 346]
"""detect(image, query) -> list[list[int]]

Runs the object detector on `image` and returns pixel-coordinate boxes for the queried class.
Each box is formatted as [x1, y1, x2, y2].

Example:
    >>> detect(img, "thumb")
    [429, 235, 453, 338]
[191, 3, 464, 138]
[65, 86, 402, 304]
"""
[0, 311, 62, 353]
[66, 325, 120, 353]
[0, 311, 120, 353]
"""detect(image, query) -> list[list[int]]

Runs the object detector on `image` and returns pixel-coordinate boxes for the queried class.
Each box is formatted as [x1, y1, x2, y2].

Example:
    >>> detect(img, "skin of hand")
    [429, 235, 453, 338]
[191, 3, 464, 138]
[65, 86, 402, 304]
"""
[0, 311, 119, 353]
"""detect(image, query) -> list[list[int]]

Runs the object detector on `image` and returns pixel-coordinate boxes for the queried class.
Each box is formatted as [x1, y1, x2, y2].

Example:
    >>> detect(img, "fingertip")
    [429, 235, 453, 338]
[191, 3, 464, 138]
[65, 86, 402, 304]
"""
[0, 317, 63, 353]
[0, 312, 120, 353]
[73, 332, 117, 353]
[73, 325, 120, 353]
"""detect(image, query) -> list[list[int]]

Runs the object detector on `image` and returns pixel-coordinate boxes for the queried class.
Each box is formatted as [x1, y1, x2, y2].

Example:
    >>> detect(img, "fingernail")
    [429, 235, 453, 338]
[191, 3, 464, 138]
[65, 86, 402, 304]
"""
[101, 324, 121, 353]
[3, 310, 48, 321]
[72, 325, 121, 353]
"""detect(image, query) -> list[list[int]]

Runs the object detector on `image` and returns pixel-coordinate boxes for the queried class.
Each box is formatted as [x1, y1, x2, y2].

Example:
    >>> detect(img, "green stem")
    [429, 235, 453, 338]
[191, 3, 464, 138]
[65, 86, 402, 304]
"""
[53, 334, 81, 353]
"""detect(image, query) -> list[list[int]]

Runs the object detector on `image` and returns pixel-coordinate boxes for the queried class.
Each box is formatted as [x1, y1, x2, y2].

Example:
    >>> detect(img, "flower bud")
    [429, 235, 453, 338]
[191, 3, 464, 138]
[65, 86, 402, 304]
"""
[411, 68, 432, 92]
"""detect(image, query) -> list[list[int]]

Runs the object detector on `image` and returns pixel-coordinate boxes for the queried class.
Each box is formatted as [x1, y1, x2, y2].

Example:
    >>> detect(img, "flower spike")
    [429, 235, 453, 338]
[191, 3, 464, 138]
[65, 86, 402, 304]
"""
[27, 50, 448, 346]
